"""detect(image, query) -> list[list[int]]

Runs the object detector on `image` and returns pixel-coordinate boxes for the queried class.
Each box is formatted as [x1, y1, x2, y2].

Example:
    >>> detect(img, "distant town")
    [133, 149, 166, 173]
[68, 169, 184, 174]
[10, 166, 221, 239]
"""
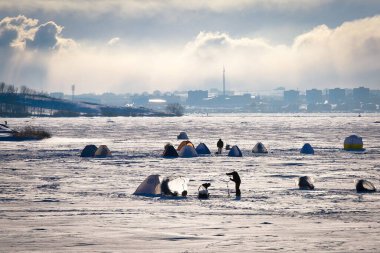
[1, 81, 380, 117]
[52, 86, 380, 113]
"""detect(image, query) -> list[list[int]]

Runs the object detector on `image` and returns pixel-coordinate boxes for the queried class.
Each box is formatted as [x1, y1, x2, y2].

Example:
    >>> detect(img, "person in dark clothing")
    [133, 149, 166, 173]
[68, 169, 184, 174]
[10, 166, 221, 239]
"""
[217, 139, 224, 154]
[226, 171, 241, 197]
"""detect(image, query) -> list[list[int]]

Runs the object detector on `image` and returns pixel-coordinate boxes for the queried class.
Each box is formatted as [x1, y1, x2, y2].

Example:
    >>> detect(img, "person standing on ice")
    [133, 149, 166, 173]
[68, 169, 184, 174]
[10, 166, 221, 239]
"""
[217, 138, 224, 154]
[226, 171, 241, 197]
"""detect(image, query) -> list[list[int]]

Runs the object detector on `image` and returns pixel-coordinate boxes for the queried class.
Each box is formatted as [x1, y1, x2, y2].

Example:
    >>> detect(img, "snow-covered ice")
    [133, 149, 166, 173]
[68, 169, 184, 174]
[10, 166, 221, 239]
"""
[0, 114, 379, 252]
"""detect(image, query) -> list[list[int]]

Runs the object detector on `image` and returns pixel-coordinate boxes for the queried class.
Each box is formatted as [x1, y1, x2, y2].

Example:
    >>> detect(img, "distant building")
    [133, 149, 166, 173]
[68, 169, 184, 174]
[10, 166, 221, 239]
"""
[283, 90, 299, 104]
[162, 94, 181, 104]
[224, 94, 252, 107]
[306, 89, 322, 104]
[131, 95, 149, 106]
[187, 90, 208, 105]
[328, 88, 345, 104]
[75, 94, 102, 104]
[353, 87, 370, 103]
[50, 92, 64, 99]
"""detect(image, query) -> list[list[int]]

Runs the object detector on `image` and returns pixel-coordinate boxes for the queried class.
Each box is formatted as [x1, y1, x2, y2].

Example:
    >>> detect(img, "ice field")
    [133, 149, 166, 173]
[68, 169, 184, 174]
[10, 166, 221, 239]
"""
[1, 114, 380, 252]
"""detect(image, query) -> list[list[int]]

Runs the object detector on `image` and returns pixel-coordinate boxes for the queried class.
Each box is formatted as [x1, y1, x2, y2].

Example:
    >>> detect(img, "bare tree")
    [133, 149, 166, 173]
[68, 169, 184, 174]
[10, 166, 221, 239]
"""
[166, 103, 184, 116]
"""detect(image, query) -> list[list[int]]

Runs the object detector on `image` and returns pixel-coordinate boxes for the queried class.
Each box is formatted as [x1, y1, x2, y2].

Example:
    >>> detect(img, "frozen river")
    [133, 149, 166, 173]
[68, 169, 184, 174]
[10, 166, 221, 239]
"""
[1, 114, 380, 252]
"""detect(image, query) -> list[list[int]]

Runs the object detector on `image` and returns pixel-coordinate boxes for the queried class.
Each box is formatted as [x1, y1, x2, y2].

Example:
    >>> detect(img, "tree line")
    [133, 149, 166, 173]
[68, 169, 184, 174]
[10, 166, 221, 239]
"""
[0, 82, 179, 117]
[0, 82, 70, 117]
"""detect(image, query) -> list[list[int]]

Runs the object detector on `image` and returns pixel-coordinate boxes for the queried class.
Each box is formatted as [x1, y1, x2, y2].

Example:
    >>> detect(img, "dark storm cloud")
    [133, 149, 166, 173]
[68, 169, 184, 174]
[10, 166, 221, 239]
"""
[0, 15, 75, 90]
[26, 22, 61, 50]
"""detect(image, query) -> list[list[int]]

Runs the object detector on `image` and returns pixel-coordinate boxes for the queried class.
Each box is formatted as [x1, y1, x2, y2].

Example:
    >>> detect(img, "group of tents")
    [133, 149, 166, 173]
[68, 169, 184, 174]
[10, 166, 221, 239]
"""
[296, 176, 376, 193]
[163, 141, 247, 158]
[132, 173, 376, 199]
[80, 144, 112, 158]
[163, 134, 364, 158]
[79, 133, 365, 159]
[300, 134, 365, 155]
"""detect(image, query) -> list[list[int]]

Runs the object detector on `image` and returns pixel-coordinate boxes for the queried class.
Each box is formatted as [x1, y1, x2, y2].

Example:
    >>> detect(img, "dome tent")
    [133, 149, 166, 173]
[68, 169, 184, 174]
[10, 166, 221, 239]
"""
[80, 144, 98, 157]
[344, 135, 364, 151]
[252, 142, 268, 153]
[195, 143, 211, 155]
[178, 145, 198, 158]
[161, 176, 189, 196]
[297, 176, 315, 190]
[177, 140, 194, 151]
[134, 175, 162, 196]
[133, 175, 189, 197]
[163, 144, 178, 157]
[94, 145, 112, 158]
[356, 179, 376, 193]
[177, 132, 189, 140]
[300, 143, 314, 154]
[228, 145, 243, 157]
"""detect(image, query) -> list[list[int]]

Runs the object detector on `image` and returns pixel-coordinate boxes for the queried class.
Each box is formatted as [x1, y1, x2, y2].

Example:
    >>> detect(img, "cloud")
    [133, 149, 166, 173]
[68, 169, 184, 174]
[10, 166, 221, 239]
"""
[0, 15, 38, 49]
[292, 16, 380, 80]
[1, 15, 380, 93]
[0, 16, 76, 89]
[26, 22, 61, 50]
[107, 37, 121, 46]
[0, 15, 75, 51]
[0, 0, 333, 17]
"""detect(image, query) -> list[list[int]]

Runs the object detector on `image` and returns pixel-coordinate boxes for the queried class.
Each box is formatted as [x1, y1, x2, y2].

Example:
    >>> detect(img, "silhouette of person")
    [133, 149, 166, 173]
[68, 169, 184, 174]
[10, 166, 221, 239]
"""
[217, 139, 224, 154]
[226, 171, 241, 197]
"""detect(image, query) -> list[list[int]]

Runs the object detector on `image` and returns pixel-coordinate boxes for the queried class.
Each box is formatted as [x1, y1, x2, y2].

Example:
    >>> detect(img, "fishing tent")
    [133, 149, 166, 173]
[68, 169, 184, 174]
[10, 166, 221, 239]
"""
[178, 145, 198, 158]
[298, 176, 315, 190]
[252, 142, 268, 153]
[134, 175, 162, 196]
[344, 135, 364, 151]
[94, 145, 112, 157]
[300, 143, 314, 154]
[356, 179, 376, 193]
[163, 144, 179, 157]
[228, 145, 243, 157]
[80, 144, 98, 157]
[177, 140, 194, 151]
[195, 143, 211, 155]
[177, 132, 189, 140]
[161, 176, 189, 196]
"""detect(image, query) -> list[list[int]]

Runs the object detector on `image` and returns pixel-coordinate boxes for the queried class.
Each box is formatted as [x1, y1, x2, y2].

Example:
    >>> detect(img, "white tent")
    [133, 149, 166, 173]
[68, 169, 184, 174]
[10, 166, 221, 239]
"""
[179, 145, 198, 158]
[134, 175, 162, 196]
[161, 176, 190, 196]
[195, 143, 211, 155]
[228, 145, 243, 157]
[252, 142, 268, 153]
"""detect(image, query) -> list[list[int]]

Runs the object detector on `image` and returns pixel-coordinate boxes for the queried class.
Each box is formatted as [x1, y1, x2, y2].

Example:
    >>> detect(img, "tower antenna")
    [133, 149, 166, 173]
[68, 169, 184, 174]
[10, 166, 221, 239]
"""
[223, 66, 226, 97]
[71, 84, 75, 101]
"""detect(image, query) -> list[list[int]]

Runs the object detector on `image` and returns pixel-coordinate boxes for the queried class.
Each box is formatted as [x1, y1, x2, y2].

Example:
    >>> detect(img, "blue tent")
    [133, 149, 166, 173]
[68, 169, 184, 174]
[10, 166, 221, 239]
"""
[228, 145, 243, 157]
[300, 143, 314, 154]
[195, 143, 211, 155]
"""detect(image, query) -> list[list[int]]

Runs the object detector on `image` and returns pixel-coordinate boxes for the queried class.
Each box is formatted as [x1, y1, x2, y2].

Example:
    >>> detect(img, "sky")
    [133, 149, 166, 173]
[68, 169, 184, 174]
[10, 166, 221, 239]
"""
[0, 0, 380, 94]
